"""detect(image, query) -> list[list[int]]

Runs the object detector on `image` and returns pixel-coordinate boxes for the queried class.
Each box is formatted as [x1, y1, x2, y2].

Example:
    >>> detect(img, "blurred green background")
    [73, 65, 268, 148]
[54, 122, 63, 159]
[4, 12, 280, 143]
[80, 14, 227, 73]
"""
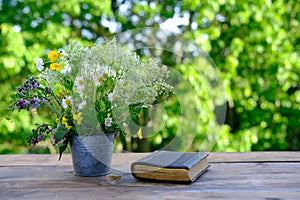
[0, 0, 299, 154]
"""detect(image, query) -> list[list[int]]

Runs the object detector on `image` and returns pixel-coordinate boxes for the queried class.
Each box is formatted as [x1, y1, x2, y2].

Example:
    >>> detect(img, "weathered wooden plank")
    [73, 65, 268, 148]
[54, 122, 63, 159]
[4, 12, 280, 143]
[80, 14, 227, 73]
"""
[2, 188, 300, 200]
[0, 154, 70, 166]
[0, 152, 300, 167]
[208, 151, 300, 163]
[1, 163, 300, 199]
[0, 153, 148, 167]
[1, 153, 300, 199]
[1, 163, 300, 189]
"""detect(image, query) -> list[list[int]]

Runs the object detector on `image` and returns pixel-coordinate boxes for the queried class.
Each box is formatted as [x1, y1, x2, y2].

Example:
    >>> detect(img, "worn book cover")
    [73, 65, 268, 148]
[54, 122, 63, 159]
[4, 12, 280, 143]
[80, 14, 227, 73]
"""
[131, 150, 209, 183]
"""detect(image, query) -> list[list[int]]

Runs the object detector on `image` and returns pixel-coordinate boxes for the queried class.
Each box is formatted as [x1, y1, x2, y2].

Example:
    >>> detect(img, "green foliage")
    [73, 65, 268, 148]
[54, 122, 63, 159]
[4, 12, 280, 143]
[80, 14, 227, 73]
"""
[1, 0, 299, 154]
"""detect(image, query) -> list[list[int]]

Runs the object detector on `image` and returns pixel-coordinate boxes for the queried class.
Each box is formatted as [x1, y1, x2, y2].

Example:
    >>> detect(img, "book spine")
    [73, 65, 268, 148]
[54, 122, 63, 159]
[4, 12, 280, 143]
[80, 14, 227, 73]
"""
[183, 153, 208, 169]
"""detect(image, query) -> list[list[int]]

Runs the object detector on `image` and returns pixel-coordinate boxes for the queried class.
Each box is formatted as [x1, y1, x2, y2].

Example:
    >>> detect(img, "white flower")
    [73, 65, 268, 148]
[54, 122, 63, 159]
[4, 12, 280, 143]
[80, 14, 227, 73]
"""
[108, 92, 117, 102]
[61, 62, 72, 75]
[93, 67, 110, 86]
[104, 117, 113, 127]
[58, 48, 65, 53]
[74, 76, 85, 90]
[103, 72, 109, 79]
[94, 73, 104, 86]
[84, 46, 92, 53]
[78, 100, 86, 110]
[102, 67, 109, 79]
[57, 48, 68, 61]
[62, 96, 73, 109]
[78, 87, 85, 98]
[35, 58, 44, 71]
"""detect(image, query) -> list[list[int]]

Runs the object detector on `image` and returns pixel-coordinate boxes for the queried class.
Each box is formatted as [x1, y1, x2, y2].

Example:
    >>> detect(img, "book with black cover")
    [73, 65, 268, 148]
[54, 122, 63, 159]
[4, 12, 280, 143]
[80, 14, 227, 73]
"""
[131, 150, 209, 183]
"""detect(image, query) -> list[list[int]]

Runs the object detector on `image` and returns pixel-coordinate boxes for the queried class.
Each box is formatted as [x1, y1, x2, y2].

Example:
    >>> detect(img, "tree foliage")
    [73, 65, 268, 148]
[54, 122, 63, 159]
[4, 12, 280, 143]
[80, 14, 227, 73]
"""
[0, 0, 299, 153]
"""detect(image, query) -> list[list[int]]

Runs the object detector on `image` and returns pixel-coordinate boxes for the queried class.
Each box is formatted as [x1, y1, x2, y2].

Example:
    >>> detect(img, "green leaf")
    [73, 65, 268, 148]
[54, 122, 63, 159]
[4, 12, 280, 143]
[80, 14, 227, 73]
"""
[58, 142, 68, 161]
[55, 124, 68, 141]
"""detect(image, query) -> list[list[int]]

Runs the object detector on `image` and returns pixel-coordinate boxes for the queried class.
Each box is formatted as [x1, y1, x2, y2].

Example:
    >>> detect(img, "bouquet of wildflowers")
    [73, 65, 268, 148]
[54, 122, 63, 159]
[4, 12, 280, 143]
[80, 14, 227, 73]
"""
[9, 39, 173, 158]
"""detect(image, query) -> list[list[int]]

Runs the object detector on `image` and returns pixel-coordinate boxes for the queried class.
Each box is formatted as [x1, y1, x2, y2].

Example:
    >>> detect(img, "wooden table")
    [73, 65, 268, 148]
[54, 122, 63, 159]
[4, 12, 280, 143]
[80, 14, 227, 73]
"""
[1, 152, 300, 199]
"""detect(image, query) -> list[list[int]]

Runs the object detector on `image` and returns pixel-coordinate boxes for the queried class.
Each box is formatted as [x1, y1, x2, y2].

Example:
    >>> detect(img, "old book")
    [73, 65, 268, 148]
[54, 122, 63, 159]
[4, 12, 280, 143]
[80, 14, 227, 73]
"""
[131, 150, 209, 183]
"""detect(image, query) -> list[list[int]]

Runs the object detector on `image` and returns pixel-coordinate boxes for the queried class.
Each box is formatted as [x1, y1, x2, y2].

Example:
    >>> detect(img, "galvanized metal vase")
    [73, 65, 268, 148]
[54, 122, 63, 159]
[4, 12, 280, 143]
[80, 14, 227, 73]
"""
[70, 132, 116, 176]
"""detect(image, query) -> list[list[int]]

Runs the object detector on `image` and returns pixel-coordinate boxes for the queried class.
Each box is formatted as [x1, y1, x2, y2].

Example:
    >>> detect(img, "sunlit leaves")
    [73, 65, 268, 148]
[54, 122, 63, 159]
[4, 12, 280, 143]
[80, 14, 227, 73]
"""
[1, 0, 299, 153]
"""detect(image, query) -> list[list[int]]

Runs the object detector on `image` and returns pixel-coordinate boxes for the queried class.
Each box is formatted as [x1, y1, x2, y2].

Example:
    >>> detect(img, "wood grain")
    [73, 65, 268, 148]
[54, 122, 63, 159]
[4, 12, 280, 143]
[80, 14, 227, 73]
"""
[208, 151, 300, 163]
[1, 151, 300, 166]
[0, 152, 300, 200]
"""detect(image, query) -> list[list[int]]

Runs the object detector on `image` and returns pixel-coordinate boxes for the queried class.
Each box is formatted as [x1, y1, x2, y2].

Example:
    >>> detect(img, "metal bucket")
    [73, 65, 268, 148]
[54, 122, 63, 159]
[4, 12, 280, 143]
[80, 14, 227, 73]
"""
[70, 133, 116, 176]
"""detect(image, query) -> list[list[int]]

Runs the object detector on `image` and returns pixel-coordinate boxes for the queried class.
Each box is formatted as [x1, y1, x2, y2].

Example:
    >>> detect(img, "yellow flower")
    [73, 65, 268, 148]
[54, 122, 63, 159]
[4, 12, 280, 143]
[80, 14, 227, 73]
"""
[62, 117, 68, 124]
[57, 90, 65, 98]
[65, 124, 72, 130]
[73, 112, 83, 125]
[137, 128, 143, 139]
[62, 117, 72, 130]
[48, 51, 59, 62]
[50, 63, 63, 71]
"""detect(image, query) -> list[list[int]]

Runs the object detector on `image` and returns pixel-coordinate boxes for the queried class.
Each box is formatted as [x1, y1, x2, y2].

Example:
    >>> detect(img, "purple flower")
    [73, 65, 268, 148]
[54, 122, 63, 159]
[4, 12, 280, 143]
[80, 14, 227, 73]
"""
[23, 77, 39, 90]
[37, 133, 44, 142]
[15, 99, 30, 111]
[50, 135, 56, 144]
[31, 139, 38, 145]
[46, 127, 52, 134]
[28, 79, 39, 90]
[57, 138, 66, 145]
[42, 97, 49, 103]
[17, 86, 26, 94]
[16, 77, 39, 97]
[30, 97, 41, 109]
[53, 137, 66, 146]
[25, 77, 40, 90]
